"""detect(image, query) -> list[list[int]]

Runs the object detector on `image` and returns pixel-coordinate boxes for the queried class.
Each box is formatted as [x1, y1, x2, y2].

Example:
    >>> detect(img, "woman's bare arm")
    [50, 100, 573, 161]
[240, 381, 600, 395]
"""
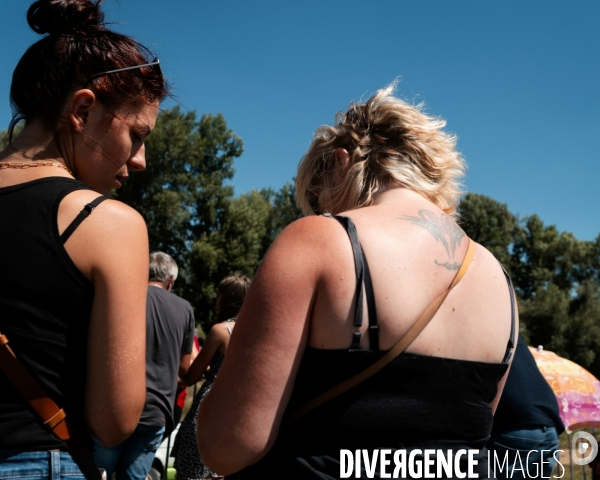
[181, 327, 225, 387]
[197, 217, 330, 475]
[59, 191, 149, 447]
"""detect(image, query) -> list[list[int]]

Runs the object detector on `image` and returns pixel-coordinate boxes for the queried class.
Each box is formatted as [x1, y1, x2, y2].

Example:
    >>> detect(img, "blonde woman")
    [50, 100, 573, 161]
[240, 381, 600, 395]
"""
[198, 84, 518, 479]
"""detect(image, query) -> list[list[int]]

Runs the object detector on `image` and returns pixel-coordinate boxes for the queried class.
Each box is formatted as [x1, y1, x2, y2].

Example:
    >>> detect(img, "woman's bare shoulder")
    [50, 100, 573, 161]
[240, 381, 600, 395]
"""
[279, 214, 340, 237]
[211, 322, 235, 337]
[272, 215, 351, 254]
[58, 191, 148, 280]
[471, 240, 509, 280]
[60, 190, 145, 226]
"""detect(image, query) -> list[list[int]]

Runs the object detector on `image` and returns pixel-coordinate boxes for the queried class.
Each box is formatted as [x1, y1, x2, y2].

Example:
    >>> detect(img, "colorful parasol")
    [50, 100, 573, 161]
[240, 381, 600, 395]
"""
[529, 346, 600, 432]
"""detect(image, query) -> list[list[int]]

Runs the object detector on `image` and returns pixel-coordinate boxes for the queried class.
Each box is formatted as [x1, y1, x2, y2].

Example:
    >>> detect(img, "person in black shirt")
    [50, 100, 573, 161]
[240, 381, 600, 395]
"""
[0, 0, 168, 478]
[487, 336, 565, 479]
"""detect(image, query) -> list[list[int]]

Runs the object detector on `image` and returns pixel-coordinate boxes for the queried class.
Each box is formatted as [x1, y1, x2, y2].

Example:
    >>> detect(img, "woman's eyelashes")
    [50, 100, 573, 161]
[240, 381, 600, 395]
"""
[131, 131, 143, 144]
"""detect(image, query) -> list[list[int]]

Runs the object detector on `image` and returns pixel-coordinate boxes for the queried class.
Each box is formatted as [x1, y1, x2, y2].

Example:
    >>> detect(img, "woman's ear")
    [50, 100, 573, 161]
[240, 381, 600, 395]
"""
[334, 148, 350, 184]
[68, 89, 97, 132]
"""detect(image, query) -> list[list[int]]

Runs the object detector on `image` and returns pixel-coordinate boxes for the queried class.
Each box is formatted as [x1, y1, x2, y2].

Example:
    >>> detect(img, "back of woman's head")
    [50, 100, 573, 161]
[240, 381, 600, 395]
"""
[296, 82, 466, 216]
[9, 0, 168, 139]
[215, 272, 251, 323]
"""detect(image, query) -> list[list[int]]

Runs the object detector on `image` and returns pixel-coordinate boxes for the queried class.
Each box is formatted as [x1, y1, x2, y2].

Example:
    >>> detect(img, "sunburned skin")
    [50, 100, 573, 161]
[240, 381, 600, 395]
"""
[399, 209, 466, 270]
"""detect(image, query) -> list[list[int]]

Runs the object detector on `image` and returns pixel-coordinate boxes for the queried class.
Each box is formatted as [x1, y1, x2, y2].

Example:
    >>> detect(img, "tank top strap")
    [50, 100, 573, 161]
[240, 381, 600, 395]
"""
[60, 195, 109, 244]
[499, 263, 517, 364]
[324, 214, 379, 351]
[223, 318, 236, 336]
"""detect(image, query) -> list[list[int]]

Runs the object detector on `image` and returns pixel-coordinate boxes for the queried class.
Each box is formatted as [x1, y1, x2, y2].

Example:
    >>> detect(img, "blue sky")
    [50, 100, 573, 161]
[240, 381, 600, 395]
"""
[1, 1, 599, 240]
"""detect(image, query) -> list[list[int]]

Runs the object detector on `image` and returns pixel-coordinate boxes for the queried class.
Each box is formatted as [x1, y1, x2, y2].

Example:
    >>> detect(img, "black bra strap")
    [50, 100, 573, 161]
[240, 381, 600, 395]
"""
[362, 256, 379, 351]
[500, 263, 517, 364]
[60, 196, 109, 244]
[327, 214, 379, 351]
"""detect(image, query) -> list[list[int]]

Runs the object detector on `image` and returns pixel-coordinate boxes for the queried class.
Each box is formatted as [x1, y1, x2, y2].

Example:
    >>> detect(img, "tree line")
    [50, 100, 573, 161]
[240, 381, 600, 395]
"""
[459, 193, 600, 377]
[113, 107, 302, 332]
[3, 108, 600, 377]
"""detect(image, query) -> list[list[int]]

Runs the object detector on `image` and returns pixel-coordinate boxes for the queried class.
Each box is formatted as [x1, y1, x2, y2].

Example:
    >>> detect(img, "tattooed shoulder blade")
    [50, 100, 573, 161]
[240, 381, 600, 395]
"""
[399, 209, 465, 270]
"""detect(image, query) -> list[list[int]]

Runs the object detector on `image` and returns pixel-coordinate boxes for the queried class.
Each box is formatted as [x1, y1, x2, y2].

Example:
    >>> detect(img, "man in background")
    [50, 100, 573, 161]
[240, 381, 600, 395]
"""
[94, 252, 196, 480]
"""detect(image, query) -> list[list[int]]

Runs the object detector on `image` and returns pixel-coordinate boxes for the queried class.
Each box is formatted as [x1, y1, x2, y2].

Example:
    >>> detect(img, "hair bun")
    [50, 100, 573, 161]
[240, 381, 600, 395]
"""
[27, 0, 104, 36]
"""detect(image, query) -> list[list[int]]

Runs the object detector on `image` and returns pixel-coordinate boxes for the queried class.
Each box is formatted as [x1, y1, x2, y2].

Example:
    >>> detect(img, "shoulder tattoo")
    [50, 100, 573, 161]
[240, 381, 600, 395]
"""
[399, 209, 466, 270]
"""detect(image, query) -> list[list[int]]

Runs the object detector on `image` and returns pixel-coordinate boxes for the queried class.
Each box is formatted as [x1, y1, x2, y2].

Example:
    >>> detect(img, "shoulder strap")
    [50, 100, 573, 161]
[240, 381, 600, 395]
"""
[500, 263, 517, 364]
[328, 215, 366, 350]
[0, 332, 102, 480]
[60, 196, 109, 244]
[362, 255, 379, 351]
[287, 237, 476, 425]
[330, 215, 379, 350]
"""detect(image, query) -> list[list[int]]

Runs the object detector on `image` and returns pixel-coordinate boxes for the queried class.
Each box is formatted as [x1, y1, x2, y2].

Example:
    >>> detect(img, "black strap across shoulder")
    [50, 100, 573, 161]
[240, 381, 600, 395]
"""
[500, 263, 517, 364]
[326, 214, 379, 351]
[60, 196, 109, 244]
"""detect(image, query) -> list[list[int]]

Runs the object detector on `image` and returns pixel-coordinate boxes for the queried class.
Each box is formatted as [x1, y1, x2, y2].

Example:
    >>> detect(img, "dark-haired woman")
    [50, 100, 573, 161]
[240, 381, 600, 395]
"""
[0, 0, 167, 478]
[172, 273, 251, 480]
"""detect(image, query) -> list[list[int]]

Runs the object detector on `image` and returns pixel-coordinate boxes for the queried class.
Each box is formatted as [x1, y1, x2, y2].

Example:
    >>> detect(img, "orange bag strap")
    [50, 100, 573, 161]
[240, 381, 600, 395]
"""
[0, 332, 102, 480]
[287, 238, 476, 424]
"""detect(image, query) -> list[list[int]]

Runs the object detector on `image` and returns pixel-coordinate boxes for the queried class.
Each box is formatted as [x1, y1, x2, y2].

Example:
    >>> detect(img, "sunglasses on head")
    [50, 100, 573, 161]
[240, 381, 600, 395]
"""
[86, 57, 163, 84]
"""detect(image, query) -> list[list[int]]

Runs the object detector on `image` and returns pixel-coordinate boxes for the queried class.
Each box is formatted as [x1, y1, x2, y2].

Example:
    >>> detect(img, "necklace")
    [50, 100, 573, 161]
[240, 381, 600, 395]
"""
[0, 161, 73, 175]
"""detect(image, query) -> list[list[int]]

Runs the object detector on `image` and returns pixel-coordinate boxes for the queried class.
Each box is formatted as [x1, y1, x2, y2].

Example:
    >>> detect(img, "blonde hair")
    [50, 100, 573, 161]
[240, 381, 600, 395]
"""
[296, 83, 466, 216]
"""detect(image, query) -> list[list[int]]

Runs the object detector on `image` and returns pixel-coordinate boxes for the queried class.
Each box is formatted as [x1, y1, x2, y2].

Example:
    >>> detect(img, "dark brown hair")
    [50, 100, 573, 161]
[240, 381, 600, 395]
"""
[215, 272, 251, 323]
[9, 0, 169, 140]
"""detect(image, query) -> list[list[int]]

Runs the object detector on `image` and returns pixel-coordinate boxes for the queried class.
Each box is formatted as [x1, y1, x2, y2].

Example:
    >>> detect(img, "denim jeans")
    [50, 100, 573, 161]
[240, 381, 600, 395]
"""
[0, 450, 85, 480]
[93, 424, 165, 480]
[487, 426, 560, 479]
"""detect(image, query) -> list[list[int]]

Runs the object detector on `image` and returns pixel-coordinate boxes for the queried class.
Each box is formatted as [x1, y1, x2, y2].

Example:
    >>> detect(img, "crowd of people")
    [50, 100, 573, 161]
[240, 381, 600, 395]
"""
[0, 1, 570, 480]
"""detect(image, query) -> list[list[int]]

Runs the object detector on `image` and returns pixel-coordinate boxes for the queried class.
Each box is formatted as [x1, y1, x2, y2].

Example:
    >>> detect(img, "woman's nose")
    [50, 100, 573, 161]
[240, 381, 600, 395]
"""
[128, 143, 146, 172]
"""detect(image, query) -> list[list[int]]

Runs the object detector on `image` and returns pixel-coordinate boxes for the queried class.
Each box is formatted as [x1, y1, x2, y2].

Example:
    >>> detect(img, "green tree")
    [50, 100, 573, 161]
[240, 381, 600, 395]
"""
[511, 215, 583, 299]
[189, 190, 273, 329]
[458, 193, 600, 377]
[259, 181, 303, 257]
[1, 124, 24, 150]
[510, 216, 600, 375]
[117, 106, 243, 262]
[117, 106, 246, 333]
[0, 129, 8, 150]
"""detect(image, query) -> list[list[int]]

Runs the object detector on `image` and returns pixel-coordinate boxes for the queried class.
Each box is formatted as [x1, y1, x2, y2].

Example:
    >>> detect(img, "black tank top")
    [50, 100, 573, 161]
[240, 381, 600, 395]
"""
[0, 177, 101, 450]
[230, 215, 515, 479]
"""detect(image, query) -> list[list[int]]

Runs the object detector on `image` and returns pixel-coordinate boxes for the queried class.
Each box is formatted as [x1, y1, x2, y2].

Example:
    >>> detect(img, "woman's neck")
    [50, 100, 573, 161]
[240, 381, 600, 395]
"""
[1, 120, 63, 163]
[371, 183, 424, 207]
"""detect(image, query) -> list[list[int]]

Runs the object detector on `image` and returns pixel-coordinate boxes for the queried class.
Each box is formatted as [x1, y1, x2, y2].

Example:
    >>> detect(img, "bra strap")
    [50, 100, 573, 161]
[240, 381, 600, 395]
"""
[60, 196, 109, 244]
[329, 215, 380, 350]
[287, 237, 476, 424]
[362, 253, 379, 351]
[499, 263, 516, 364]
[327, 215, 366, 350]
